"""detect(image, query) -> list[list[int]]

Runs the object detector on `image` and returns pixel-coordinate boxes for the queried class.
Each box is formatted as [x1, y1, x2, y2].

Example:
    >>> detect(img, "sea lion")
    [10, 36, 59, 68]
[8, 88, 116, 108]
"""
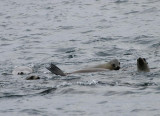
[137, 57, 150, 72]
[12, 66, 40, 80]
[12, 66, 33, 75]
[46, 59, 120, 76]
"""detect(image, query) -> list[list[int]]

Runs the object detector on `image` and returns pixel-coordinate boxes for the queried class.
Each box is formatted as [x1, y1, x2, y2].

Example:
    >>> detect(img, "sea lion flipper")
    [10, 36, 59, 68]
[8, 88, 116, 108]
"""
[46, 63, 66, 76]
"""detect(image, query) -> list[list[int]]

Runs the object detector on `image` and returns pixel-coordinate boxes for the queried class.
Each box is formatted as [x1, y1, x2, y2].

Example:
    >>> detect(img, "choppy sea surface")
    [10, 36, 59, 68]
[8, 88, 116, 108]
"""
[0, 0, 160, 115]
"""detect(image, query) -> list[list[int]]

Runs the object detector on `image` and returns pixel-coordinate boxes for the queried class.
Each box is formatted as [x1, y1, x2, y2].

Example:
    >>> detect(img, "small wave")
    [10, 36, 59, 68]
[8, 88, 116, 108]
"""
[56, 47, 76, 53]
[1, 73, 12, 76]
[99, 37, 115, 41]
[95, 47, 122, 57]
[81, 30, 95, 34]
[134, 35, 152, 39]
[97, 101, 108, 104]
[83, 37, 115, 44]
[150, 41, 160, 48]
[57, 82, 73, 88]
[58, 26, 74, 30]
[125, 10, 139, 15]
[120, 91, 140, 95]
[61, 76, 81, 80]
[0, 94, 27, 99]
[18, 35, 30, 39]
[77, 80, 98, 86]
[103, 91, 117, 96]
[59, 88, 75, 94]
[20, 109, 45, 115]
[95, 51, 112, 56]
[97, 81, 119, 86]
[141, 7, 158, 14]
[38, 87, 57, 95]
[133, 35, 154, 45]
[58, 87, 95, 95]
[136, 82, 157, 87]
[131, 108, 158, 113]
[45, 6, 54, 10]
[114, 0, 128, 4]
[131, 109, 144, 113]
[123, 49, 137, 56]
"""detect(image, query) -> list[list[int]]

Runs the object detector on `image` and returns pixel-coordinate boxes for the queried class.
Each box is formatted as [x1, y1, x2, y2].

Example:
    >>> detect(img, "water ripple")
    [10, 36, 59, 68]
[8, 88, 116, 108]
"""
[1, 0, 160, 115]
[38, 87, 57, 95]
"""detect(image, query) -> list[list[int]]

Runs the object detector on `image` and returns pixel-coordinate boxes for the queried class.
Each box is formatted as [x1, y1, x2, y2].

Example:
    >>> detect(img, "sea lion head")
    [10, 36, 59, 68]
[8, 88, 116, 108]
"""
[26, 75, 40, 80]
[137, 57, 150, 72]
[12, 66, 33, 75]
[108, 59, 120, 70]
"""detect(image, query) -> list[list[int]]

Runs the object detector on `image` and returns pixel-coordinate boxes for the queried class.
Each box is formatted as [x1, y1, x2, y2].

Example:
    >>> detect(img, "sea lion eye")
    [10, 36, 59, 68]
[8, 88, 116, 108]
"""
[18, 72, 24, 75]
[143, 58, 146, 62]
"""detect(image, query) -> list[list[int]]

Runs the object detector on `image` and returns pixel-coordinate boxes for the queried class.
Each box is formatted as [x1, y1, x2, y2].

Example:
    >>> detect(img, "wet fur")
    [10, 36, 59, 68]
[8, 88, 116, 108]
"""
[26, 75, 40, 80]
[137, 57, 150, 72]
[47, 59, 120, 76]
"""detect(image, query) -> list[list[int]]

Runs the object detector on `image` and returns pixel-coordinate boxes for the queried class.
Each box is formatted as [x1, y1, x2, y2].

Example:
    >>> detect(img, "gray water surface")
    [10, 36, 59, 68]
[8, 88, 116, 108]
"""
[0, 0, 160, 116]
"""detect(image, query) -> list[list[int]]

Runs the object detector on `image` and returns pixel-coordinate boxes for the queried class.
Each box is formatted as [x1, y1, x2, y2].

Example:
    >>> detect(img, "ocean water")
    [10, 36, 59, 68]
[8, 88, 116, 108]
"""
[0, 0, 160, 115]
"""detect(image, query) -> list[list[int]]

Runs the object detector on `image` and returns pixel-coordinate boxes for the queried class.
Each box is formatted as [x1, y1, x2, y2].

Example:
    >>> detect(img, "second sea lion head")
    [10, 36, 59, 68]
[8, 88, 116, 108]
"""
[137, 57, 150, 72]
[26, 75, 40, 80]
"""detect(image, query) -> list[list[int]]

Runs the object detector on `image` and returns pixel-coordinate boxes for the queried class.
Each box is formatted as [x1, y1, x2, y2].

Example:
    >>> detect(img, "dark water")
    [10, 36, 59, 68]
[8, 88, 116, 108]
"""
[1, 0, 160, 115]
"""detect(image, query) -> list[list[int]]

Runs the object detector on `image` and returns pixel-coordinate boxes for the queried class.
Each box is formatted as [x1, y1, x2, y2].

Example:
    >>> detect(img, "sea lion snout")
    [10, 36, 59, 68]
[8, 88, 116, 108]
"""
[26, 75, 40, 80]
[114, 66, 120, 70]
